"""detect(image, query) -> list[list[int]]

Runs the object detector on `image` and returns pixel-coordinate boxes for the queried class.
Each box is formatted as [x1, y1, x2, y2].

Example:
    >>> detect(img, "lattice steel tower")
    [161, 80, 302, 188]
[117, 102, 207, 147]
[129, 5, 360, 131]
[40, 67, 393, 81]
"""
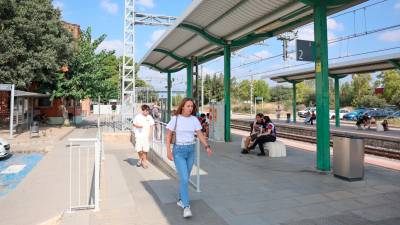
[122, 0, 176, 116]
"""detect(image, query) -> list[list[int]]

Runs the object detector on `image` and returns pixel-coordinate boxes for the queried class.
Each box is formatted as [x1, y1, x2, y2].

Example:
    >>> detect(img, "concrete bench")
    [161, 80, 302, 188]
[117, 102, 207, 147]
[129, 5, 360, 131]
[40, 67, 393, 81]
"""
[263, 140, 286, 157]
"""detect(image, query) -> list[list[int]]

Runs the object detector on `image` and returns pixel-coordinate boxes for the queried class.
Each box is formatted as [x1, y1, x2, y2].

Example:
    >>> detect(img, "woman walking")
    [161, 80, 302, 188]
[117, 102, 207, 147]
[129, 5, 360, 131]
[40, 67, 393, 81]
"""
[166, 98, 213, 218]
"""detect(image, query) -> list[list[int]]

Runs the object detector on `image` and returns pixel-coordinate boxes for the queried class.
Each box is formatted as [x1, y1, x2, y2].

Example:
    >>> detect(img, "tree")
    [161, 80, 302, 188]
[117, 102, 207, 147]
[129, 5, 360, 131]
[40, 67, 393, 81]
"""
[202, 73, 224, 104]
[391, 93, 400, 107]
[51, 27, 120, 125]
[355, 95, 387, 108]
[0, 0, 72, 89]
[351, 74, 371, 106]
[340, 81, 353, 106]
[172, 94, 183, 107]
[238, 80, 251, 101]
[52, 27, 119, 102]
[376, 70, 400, 106]
[296, 81, 314, 105]
[270, 85, 291, 103]
[230, 77, 240, 104]
[253, 80, 271, 101]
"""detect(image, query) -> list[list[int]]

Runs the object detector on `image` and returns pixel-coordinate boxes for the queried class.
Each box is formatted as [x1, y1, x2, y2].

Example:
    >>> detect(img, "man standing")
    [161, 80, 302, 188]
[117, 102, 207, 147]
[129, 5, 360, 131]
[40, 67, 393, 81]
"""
[275, 105, 281, 121]
[132, 104, 154, 169]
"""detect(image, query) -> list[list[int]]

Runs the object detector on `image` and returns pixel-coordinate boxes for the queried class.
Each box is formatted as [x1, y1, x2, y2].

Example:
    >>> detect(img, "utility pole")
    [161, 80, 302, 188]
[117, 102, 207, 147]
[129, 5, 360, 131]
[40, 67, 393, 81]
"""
[201, 65, 204, 112]
[277, 31, 298, 61]
[122, 0, 176, 117]
[250, 74, 254, 116]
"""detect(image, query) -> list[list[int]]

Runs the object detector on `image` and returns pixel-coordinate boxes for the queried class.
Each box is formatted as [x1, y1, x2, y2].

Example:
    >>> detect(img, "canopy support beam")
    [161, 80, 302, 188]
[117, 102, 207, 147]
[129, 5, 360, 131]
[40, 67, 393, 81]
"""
[314, 1, 331, 171]
[187, 60, 193, 98]
[154, 48, 191, 64]
[329, 75, 347, 127]
[167, 72, 172, 122]
[178, 23, 226, 46]
[224, 45, 231, 142]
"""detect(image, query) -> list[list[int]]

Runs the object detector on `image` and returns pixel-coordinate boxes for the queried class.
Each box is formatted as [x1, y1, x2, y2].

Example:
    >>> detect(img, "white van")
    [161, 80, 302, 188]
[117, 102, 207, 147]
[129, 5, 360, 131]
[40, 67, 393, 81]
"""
[0, 137, 11, 159]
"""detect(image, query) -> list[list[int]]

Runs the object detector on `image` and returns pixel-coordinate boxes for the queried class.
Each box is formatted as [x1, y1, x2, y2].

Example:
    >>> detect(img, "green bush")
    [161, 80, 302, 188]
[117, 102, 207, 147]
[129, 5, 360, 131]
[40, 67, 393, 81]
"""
[390, 93, 400, 108]
[354, 95, 387, 108]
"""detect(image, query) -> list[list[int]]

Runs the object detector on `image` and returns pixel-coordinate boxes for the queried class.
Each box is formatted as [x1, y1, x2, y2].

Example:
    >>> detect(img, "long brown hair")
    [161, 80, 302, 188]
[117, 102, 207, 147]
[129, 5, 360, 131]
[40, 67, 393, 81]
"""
[175, 98, 197, 116]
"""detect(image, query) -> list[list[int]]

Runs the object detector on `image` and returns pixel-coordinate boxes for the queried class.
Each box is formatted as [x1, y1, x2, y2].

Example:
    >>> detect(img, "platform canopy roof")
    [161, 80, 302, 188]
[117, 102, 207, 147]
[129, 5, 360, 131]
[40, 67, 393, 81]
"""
[14, 90, 49, 98]
[139, 0, 366, 73]
[262, 52, 400, 83]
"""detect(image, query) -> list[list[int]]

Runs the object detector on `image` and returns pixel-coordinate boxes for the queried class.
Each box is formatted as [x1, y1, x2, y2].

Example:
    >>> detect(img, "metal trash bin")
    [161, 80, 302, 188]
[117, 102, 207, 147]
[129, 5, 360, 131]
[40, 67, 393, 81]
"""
[30, 121, 40, 138]
[333, 135, 364, 181]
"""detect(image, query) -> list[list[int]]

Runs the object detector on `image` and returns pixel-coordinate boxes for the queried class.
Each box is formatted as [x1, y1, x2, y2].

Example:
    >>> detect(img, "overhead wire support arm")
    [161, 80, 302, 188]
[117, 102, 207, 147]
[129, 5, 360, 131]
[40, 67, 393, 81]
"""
[135, 13, 177, 26]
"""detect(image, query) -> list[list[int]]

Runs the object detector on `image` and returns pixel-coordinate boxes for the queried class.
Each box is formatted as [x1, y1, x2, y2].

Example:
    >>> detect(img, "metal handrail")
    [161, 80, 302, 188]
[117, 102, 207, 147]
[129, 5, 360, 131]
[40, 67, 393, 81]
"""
[68, 129, 103, 212]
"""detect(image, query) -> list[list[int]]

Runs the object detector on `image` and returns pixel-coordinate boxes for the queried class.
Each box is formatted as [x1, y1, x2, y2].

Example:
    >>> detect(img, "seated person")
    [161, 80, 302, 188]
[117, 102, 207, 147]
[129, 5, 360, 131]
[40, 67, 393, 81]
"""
[199, 113, 208, 137]
[243, 116, 277, 156]
[382, 119, 389, 131]
[241, 113, 264, 154]
[305, 111, 316, 125]
[356, 113, 370, 130]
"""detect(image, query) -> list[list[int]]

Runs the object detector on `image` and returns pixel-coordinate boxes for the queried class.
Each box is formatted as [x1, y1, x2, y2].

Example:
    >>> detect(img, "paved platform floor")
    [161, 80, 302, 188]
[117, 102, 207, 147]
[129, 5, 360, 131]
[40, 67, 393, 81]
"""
[0, 126, 98, 225]
[62, 133, 400, 225]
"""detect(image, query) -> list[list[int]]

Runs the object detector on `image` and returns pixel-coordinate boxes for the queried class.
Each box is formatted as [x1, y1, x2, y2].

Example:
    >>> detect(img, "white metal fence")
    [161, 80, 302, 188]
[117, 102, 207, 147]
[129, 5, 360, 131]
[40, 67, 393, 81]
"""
[68, 128, 104, 212]
[100, 114, 134, 132]
[151, 122, 202, 192]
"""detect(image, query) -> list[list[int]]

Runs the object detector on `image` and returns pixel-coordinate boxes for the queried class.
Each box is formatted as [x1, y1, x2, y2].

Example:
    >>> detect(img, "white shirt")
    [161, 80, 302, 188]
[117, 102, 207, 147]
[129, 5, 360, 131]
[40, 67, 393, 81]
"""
[133, 113, 155, 138]
[166, 115, 202, 143]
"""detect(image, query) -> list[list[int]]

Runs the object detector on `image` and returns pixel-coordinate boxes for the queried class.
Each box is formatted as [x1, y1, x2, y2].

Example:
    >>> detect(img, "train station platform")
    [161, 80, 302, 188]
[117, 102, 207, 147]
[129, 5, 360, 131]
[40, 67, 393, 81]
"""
[2, 117, 399, 225]
[61, 130, 400, 225]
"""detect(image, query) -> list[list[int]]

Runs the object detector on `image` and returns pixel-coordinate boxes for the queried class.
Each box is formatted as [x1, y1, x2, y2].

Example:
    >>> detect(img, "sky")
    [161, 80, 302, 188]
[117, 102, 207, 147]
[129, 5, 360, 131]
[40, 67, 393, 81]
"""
[54, 0, 400, 92]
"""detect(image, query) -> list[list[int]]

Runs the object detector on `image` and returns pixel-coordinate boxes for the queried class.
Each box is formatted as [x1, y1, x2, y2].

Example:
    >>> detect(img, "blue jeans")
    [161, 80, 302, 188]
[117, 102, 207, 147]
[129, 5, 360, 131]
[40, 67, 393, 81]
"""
[173, 144, 195, 207]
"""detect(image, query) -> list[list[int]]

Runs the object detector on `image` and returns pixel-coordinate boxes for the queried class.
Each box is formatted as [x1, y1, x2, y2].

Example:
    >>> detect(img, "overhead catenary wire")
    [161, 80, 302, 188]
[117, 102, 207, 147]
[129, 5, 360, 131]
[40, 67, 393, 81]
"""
[237, 46, 400, 80]
[210, 23, 400, 75]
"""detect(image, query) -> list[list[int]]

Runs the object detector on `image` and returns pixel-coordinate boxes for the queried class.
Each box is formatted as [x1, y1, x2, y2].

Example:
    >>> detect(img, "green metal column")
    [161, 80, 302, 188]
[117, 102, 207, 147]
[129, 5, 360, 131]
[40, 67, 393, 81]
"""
[167, 72, 172, 122]
[186, 60, 193, 98]
[314, 1, 330, 171]
[292, 82, 297, 123]
[224, 45, 231, 142]
[334, 77, 340, 127]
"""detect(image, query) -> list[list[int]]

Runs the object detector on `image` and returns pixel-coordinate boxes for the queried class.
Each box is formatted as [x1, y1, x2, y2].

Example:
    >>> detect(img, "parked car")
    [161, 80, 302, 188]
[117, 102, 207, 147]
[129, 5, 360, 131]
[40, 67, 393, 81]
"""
[384, 111, 400, 127]
[385, 111, 400, 120]
[362, 109, 391, 120]
[329, 109, 350, 120]
[383, 105, 398, 113]
[0, 137, 11, 159]
[298, 107, 316, 118]
[343, 109, 367, 121]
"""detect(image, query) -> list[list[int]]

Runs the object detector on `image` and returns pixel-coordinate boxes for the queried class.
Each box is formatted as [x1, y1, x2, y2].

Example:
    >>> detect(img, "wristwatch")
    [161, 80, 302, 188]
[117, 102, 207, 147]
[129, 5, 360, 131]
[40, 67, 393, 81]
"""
[205, 145, 210, 149]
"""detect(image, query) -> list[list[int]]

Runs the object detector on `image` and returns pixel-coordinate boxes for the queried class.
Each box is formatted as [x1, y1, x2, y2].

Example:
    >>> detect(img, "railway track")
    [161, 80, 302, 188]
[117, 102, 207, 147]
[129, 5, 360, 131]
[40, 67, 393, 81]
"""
[231, 123, 400, 160]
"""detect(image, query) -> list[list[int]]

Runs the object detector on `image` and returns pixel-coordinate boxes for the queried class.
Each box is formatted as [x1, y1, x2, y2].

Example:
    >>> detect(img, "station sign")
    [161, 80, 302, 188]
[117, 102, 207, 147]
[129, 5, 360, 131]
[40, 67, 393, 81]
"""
[296, 39, 315, 62]
[0, 84, 13, 91]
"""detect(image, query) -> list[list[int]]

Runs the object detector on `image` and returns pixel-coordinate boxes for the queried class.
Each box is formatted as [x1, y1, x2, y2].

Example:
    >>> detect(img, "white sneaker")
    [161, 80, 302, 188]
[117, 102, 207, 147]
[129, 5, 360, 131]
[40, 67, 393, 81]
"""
[183, 206, 192, 218]
[177, 200, 184, 209]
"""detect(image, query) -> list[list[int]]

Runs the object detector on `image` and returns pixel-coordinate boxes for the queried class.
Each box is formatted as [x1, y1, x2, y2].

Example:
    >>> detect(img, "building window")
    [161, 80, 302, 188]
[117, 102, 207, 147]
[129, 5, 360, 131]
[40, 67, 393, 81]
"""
[38, 98, 52, 107]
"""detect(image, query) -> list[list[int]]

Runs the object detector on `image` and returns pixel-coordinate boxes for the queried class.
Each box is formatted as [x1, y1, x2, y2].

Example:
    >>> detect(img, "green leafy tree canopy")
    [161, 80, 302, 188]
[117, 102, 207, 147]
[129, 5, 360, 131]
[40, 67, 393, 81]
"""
[0, 0, 72, 88]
